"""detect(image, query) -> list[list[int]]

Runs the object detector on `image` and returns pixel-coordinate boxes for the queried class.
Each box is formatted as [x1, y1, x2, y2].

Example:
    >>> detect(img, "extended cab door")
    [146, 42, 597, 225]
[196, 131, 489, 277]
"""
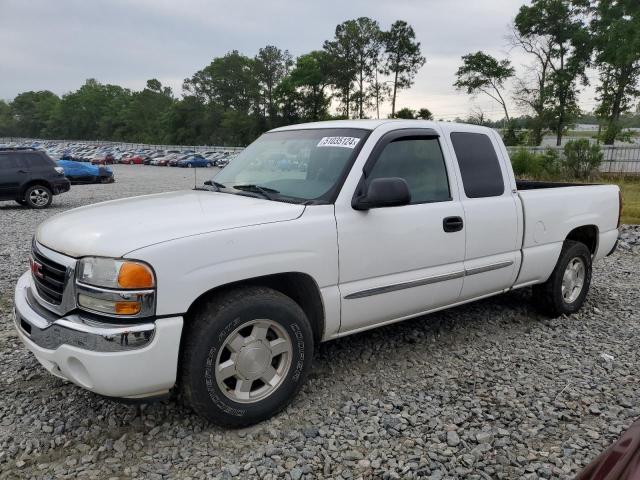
[441, 126, 521, 299]
[335, 126, 466, 334]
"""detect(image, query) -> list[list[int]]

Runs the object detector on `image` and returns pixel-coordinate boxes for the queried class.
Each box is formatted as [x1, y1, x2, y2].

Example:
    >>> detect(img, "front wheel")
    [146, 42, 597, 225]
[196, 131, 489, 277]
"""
[533, 240, 592, 317]
[180, 287, 314, 427]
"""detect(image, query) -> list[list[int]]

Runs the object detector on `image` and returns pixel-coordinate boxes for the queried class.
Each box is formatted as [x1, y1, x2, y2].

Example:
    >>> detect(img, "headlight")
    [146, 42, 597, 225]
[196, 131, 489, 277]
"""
[77, 257, 154, 289]
[76, 257, 155, 317]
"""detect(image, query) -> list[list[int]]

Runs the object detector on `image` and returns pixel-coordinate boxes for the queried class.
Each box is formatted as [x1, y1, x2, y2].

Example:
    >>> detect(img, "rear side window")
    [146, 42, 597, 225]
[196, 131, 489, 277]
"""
[450, 132, 504, 198]
[0, 153, 26, 169]
[24, 152, 52, 168]
[368, 137, 450, 204]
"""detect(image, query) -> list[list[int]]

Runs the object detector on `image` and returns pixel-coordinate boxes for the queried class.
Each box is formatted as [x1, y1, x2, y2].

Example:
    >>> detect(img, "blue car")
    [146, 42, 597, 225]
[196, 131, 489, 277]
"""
[57, 160, 114, 184]
[178, 155, 212, 168]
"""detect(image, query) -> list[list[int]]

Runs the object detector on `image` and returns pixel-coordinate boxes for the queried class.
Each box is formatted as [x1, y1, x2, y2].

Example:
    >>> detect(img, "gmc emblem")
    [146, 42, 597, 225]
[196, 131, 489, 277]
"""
[30, 257, 44, 279]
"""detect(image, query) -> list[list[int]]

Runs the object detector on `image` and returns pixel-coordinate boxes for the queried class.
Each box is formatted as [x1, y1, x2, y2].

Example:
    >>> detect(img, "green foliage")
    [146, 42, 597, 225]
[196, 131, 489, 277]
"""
[416, 108, 433, 120]
[392, 107, 416, 119]
[511, 148, 544, 177]
[510, 147, 562, 178]
[514, 0, 591, 146]
[563, 139, 603, 178]
[454, 51, 514, 121]
[589, 0, 640, 145]
[10, 90, 60, 137]
[381, 20, 425, 117]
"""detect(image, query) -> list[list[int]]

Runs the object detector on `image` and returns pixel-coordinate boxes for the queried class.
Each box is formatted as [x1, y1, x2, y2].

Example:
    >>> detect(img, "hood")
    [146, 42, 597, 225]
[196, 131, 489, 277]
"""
[36, 190, 305, 258]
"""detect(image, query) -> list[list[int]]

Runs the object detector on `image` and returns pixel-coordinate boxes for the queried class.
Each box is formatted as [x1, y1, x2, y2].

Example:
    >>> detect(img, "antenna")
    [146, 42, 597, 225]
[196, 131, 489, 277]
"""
[193, 164, 197, 189]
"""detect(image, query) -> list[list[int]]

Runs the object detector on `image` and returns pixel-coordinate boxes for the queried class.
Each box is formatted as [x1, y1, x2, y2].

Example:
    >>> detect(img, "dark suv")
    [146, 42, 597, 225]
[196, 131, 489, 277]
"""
[0, 149, 71, 208]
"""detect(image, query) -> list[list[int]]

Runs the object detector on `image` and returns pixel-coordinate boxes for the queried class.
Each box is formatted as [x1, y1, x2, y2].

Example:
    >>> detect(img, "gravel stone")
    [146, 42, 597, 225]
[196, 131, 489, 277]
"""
[446, 430, 461, 447]
[1, 166, 639, 479]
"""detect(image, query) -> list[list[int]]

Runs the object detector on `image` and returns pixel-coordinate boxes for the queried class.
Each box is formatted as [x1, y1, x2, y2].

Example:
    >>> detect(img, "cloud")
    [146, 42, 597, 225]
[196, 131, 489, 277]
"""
[0, 0, 598, 119]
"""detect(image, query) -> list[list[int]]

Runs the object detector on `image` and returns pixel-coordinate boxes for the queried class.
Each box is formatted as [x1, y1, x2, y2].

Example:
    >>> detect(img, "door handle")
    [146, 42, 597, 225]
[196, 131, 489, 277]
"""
[17, 169, 27, 173]
[443, 216, 464, 233]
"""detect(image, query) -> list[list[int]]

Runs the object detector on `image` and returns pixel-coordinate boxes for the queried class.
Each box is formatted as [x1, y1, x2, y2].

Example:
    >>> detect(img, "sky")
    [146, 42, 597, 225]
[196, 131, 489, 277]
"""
[0, 0, 599, 120]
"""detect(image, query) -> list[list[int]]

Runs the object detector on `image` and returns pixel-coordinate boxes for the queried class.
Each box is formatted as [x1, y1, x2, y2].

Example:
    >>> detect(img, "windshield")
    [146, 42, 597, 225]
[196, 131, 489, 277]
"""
[213, 128, 369, 203]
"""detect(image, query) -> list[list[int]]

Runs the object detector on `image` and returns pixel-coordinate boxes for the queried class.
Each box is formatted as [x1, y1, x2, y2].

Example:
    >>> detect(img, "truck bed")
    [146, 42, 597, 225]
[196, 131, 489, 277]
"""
[516, 179, 592, 190]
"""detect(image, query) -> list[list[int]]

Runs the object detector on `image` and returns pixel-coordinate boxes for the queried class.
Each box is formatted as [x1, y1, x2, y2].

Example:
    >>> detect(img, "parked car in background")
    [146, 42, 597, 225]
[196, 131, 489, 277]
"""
[0, 148, 70, 208]
[122, 154, 144, 165]
[57, 160, 114, 184]
[169, 155, 188, 167]
[178, 155, 212, 168]
[91, 153, 115, 165]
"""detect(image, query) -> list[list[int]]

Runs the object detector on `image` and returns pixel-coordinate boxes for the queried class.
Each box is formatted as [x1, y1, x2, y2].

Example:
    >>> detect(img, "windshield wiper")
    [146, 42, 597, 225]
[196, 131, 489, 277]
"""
[201, 180, 227, 192]
[233, 184, 279, 200]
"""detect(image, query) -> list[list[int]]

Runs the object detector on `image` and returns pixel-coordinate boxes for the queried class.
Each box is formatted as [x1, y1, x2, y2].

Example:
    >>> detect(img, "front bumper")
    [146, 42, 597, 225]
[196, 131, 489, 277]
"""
[14, 271, 183, 398]
[52, 177, 71, 195]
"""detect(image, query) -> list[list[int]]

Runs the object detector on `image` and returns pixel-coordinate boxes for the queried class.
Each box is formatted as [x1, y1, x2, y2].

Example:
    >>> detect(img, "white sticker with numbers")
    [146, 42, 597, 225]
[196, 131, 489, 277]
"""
[316, 136, 360, 149]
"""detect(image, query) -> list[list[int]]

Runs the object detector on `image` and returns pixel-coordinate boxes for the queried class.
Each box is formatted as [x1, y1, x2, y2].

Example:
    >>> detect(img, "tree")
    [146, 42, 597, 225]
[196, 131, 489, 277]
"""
[255, 45, 293, 120]
[587, 0, 640, 144]
[184, 50, 259, 114]
[288, 51, 332, 121]
[416, 108, 433, 120]
[393, 107, 416, 119]
[381, 20, 426, 117]
[124, 79, 173, 143]
[0, 100, 15, 136]
[324, 17, 382, 118]
[509, 24, 554, 146]
[10, 90, 60, 138]
[168, 95, 208, 145]
[50, 79, 131, 140]
[514, 0, 591, 146]
[454, 51, 515, 122]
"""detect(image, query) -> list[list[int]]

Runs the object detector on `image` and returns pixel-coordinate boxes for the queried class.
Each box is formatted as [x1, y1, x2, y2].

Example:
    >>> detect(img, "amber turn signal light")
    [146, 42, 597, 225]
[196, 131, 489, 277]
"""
[114, 301, 142, 315]
[118, 262, 154, 289]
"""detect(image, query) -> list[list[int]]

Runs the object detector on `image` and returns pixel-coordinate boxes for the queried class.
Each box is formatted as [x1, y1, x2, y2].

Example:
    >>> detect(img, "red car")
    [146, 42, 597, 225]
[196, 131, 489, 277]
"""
[122, 155, 144, 165]
[90, 153, 115, 165]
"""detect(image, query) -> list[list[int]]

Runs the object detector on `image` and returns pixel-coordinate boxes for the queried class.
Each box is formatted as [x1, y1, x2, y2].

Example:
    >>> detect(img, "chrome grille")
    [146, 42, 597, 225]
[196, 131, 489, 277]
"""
[31, 245, 67, 305]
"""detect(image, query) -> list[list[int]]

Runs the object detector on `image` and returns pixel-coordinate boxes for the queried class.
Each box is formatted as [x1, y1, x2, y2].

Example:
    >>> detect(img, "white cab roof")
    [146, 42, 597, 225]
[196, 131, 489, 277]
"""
[270, 119, 478, 133]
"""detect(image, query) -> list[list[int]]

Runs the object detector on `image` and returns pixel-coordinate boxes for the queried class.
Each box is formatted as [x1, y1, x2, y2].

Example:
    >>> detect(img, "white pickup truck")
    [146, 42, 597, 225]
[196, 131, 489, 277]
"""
[14, 120, 621, 426]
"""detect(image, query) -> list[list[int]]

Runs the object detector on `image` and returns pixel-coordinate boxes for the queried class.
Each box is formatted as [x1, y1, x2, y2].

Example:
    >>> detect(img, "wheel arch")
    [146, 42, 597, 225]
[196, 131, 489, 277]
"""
[565, 224, 598, 255]
[184, 272, 326, 345]
[19, 179, 53, 197]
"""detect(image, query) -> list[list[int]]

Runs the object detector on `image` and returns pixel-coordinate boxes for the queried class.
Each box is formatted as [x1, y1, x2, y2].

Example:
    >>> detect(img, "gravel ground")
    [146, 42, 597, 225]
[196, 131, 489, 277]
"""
[1, 166, 639, 480]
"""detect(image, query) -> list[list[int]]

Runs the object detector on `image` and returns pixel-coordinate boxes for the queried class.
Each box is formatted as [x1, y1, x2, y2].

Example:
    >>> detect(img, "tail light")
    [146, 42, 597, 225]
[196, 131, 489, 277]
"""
[617, 190, 623, 228]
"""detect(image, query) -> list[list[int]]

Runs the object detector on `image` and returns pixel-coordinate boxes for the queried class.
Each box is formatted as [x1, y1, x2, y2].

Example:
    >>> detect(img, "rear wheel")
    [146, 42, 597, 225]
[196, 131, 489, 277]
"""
[180, 287, 314, 427]
[24, 185, 52, 209]
[533, 240, 592, 317]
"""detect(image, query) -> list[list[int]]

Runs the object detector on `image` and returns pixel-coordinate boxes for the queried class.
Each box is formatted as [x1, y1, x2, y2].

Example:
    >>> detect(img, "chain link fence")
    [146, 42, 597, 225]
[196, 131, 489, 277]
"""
[506, 145, 640, 175]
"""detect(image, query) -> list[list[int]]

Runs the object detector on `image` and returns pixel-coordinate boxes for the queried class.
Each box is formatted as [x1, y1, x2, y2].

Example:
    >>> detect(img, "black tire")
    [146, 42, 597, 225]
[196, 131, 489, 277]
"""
[533, 240, 592, 317]
[23, 185, 53, 209]
[180, 286, 314, 427]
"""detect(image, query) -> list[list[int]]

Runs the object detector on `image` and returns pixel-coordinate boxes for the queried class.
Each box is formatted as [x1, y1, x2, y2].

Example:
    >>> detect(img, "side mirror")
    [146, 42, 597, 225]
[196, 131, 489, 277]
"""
[352, 177, 411, 211]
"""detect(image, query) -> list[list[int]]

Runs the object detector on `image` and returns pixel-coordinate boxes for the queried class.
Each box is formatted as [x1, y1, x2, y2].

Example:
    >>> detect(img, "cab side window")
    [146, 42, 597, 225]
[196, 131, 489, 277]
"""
[450, 132, 505, 198]
[367, 137, 450, 204]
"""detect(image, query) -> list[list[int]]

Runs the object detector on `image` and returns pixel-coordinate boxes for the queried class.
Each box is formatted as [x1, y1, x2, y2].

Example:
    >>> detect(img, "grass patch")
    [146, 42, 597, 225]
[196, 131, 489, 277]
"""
[609, 178, 640, 225]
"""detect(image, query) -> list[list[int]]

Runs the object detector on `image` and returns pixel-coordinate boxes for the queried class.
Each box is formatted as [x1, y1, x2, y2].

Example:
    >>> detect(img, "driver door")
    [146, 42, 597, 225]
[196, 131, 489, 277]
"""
[335, 130, 466, 334]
